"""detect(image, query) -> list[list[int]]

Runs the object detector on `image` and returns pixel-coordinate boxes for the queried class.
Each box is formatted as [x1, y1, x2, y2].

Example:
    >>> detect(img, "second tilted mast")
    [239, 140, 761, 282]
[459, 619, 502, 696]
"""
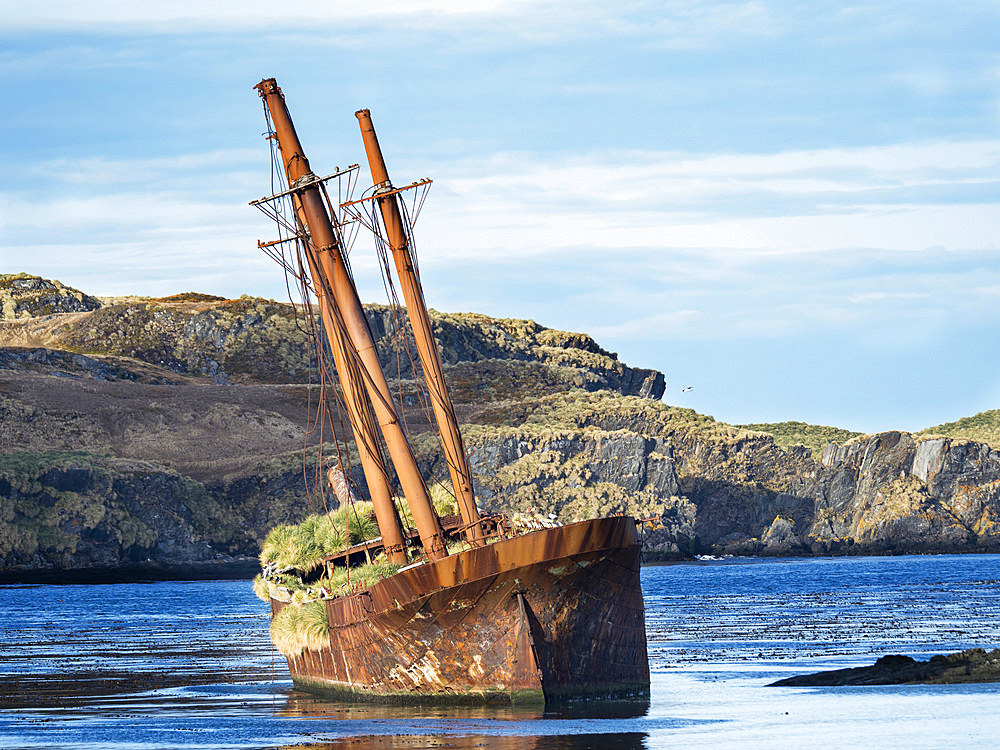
[354, 110, 485, 545]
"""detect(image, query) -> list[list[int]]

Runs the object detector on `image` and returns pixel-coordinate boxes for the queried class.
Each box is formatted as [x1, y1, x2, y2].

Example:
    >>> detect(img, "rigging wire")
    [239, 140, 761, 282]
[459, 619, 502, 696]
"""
[254, 103, 383, 528]
[343, 182, 460, 505]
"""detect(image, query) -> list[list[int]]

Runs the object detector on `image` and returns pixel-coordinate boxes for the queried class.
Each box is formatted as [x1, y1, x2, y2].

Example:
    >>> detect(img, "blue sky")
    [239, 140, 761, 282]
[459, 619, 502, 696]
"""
[2, 1, 999, 434]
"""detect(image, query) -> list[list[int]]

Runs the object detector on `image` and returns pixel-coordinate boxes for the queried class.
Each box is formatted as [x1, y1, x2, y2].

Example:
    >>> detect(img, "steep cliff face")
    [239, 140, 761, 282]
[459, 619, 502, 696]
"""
[0, 448, 350, 578]
[0, 452, 240, 572]
[365, 306, 664, 400]
[460, 393, 1000, 558]
[466, 427, 678, 525]
[809, 433, 1000, 552]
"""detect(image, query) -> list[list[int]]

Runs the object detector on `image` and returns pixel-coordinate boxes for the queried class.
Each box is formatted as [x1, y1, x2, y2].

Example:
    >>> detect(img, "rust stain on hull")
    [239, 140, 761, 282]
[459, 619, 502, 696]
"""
[275, 516, 650, 703]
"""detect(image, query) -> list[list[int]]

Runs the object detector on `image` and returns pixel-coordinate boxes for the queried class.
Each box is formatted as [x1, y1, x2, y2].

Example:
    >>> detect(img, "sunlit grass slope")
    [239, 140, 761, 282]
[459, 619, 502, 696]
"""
[736, 421, 862, 454]
[918, 410, 1000, 450]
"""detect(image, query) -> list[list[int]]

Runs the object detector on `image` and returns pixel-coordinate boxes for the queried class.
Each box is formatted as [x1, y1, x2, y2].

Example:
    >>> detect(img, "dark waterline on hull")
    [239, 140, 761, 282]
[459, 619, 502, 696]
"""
[2, 555, 1000, 748]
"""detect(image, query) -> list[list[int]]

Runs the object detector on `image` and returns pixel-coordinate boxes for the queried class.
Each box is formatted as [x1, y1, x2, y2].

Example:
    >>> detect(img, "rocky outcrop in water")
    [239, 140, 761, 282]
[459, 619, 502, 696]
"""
[769, 648, 1000, 686]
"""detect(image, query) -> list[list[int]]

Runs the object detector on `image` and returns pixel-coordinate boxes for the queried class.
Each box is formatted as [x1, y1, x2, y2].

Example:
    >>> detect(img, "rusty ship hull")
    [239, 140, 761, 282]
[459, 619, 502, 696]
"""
[273, 516, 649, 703]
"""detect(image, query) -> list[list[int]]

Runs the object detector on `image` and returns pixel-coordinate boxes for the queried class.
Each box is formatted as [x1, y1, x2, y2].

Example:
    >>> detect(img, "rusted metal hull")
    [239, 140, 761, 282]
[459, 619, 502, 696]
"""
[273, 516, 649, 703]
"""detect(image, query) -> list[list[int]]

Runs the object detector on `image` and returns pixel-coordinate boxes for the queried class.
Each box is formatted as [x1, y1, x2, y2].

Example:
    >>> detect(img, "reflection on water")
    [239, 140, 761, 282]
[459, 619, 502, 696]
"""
[281, 690, 650, 722]
[273, 690, 656, 749]
[270, 733, 650, 750]
[2, 556, 1000, 748]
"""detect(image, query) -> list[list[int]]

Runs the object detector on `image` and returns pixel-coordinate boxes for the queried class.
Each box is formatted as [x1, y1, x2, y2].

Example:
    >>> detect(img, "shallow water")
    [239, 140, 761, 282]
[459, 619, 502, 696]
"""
[1, 554, 999, 749]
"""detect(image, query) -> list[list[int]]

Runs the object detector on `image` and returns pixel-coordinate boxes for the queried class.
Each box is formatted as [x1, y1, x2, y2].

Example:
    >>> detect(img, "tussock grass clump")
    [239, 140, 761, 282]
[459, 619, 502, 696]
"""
[429, 482, 459, 517]
[392, 482, 458, 530]
[252, 574, 271, 603]
[324, 556, 403, 597]
[346, 504, 379, 542]
[260, 524, 296, 566]
[269, 601, 330, 656]
[312, 513, 348, 552]
[259, 501, 382, 573]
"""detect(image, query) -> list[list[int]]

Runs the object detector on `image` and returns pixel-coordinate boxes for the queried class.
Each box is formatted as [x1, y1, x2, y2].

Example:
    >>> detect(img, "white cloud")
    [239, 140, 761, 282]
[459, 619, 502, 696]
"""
[589, 309, 702, 339]
[0, 0, 788, 47]
[412, 139, 1000, 261]
[6, 139, 998, 298]
[26, 150, 261, 188]
[0, 0, 526, 30]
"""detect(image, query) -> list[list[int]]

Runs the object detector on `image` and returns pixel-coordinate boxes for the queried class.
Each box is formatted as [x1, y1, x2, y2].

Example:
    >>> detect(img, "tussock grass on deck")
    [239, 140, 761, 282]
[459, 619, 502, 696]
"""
[256, 486, 459, 651]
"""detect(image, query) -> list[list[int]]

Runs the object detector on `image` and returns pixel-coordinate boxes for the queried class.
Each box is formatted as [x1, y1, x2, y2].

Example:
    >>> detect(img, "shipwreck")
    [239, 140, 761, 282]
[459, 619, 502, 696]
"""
[250, 78, 649, 703]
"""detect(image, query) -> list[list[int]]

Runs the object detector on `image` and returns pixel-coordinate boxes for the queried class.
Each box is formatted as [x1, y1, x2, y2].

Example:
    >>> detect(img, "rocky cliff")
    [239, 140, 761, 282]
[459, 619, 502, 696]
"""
[2, 274, 999, 577]
[0, 279, 663, 398]
[0, 452, 239, 574]
[0, 275, 666, 577]
[0, 273, 99, 320]
[459, 392, 1000, 558]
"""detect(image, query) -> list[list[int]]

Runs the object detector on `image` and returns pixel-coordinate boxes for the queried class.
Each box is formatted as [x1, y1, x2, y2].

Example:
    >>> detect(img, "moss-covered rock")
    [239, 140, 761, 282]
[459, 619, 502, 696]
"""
[0, 274, 100, 319]
[0, 452, 248, 571]
[2, 283, 665, 396]
[457, 391, 1000, 559]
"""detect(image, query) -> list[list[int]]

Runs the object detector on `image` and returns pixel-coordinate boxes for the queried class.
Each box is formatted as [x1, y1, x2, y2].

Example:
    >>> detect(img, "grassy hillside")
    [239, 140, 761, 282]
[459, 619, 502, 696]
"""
[918, 410, 1000, 450]
[736, 421, 862, 454]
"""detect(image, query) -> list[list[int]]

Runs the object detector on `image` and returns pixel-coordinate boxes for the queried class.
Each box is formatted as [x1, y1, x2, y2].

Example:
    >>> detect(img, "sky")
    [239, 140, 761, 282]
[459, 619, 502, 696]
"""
[1, 1, 999, 434]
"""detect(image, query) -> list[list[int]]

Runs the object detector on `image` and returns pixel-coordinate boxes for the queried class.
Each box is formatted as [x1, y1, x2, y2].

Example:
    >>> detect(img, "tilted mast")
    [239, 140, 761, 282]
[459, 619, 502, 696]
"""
[355, 110, 485, 545]
[255, 78, 448, 562]
[299, 250, 408, 565]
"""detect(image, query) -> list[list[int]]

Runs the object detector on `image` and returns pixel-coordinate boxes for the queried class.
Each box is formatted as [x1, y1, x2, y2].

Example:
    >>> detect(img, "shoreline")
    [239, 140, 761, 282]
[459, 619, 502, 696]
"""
[5, 549, 1000, 583]
[0, 557, 260, 585]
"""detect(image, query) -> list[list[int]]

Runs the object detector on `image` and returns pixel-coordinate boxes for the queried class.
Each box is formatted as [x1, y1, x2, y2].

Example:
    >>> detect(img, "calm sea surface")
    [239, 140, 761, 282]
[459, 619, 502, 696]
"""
[1, 554, 999, 749]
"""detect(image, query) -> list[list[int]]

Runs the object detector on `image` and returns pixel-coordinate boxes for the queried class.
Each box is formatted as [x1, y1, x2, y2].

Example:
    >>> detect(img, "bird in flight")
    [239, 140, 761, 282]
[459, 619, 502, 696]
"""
[681, 386, 693, 392]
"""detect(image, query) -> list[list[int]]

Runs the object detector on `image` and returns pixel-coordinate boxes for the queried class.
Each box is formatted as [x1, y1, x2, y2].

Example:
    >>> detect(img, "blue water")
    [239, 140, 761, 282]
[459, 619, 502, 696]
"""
[1, 555, 999, 749]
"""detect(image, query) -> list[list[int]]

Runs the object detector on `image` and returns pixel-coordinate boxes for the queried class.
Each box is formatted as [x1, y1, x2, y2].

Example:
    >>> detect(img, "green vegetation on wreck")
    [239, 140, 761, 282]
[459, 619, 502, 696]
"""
[918, 410, 1000, 450]
[254, 488, 460, 656]
[269, 600, 330, 656]
[258, 502, 380, 574]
